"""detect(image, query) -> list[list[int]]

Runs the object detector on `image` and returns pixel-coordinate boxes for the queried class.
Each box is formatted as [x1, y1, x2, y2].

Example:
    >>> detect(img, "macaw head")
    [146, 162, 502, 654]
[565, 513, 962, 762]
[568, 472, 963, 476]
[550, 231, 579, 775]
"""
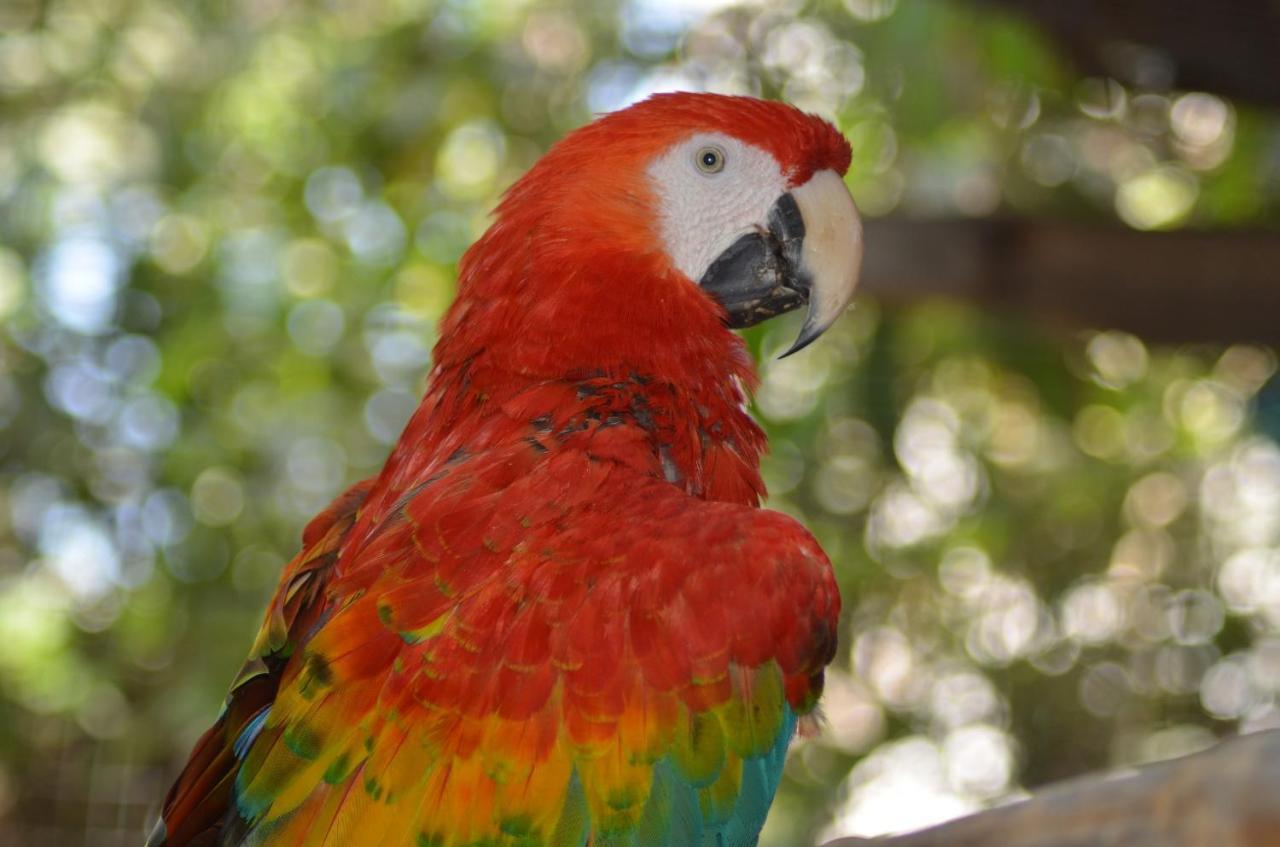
[442, 93, 861, 380]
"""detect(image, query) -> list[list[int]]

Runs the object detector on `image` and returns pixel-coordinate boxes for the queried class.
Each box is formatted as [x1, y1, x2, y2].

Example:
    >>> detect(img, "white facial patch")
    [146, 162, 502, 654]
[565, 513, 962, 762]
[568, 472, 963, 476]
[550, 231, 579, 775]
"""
[647, 132, 788, 283]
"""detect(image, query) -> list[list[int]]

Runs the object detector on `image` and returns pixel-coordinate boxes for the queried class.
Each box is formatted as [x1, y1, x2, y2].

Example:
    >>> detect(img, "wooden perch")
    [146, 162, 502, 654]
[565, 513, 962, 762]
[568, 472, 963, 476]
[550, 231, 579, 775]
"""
[859, 217, 1280, 345]
[820, 729, 1280, 847]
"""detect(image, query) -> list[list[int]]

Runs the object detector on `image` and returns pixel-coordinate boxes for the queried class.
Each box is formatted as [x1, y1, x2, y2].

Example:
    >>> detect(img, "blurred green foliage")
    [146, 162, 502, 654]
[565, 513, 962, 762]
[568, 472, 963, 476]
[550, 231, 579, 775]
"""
[0, 0, 1278, 844]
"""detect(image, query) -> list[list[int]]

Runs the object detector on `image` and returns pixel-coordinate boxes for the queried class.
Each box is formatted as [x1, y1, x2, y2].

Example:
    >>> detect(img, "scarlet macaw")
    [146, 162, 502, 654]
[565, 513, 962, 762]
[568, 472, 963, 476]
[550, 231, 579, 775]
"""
[149, 92, 862, 847]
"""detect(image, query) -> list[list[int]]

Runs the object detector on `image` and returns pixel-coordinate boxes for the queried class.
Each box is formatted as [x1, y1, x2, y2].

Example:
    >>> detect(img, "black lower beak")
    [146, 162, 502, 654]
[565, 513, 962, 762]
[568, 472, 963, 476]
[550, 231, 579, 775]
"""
[697, 193, 811, 330]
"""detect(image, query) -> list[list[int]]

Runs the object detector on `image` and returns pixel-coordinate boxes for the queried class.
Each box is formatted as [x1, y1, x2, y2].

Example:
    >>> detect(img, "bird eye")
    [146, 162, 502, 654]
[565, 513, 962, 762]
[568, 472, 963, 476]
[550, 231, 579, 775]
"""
[695, 146, 726, 174]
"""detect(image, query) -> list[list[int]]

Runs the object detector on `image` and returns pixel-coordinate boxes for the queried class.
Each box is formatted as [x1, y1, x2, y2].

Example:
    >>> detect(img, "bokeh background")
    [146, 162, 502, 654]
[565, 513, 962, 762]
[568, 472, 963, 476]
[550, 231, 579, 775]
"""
[1, 0, 1279, 844]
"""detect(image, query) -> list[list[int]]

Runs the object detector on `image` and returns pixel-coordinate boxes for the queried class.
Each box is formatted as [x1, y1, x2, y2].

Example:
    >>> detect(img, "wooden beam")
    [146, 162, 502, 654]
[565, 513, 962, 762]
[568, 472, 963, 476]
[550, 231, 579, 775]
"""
[860, 218, 1280, 345]
[821, 729, 1280, 847]
[964, 0, 1280, 109]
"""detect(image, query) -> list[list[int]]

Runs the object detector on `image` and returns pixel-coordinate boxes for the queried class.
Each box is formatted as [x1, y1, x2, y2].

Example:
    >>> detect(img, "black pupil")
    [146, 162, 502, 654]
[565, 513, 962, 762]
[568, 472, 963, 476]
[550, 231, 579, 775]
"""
[702, 151, 718, 167]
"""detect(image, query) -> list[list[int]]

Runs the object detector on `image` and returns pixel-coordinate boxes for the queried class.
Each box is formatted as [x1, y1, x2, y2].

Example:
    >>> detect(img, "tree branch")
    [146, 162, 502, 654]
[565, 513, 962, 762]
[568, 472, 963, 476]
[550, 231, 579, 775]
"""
[860, 218, 1280, 344]
[820, 730, 1280, 847]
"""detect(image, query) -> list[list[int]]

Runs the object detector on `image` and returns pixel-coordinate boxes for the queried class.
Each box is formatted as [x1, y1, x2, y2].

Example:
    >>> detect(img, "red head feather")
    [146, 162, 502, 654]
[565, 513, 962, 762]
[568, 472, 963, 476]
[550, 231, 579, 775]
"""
[432, 93, 851, 385]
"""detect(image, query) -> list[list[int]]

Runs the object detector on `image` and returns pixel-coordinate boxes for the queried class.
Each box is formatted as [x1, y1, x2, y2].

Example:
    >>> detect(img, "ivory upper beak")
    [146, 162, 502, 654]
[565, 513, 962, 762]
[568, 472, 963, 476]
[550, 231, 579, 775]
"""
[780, 169, 863, 357]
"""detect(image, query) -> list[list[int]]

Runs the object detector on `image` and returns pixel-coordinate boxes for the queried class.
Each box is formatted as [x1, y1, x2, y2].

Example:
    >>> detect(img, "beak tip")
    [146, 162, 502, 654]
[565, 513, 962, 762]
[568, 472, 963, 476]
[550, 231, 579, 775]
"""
[777, 317, 827, 359]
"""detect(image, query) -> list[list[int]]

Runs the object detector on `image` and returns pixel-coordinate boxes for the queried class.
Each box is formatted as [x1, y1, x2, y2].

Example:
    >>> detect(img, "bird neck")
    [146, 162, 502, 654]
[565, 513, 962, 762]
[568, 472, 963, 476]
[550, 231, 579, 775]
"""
[362, 330, 767, 528]
[394, 333, 765, 496]
[358, 221, 771, 525]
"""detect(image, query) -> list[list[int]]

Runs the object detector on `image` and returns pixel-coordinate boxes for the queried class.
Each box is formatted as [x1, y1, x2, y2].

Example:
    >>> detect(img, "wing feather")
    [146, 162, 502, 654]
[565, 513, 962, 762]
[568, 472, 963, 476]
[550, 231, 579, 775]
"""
[156, 437, 837, 847]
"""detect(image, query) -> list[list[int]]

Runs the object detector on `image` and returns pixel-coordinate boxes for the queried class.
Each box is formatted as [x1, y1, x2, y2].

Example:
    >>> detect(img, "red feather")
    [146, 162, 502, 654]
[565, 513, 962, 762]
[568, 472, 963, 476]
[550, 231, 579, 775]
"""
[151, 93, 847, 847]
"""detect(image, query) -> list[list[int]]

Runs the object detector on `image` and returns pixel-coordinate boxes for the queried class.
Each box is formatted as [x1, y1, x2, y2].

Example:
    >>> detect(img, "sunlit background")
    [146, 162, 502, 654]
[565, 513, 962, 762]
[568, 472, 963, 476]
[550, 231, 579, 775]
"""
[1, 0, 1278, 844]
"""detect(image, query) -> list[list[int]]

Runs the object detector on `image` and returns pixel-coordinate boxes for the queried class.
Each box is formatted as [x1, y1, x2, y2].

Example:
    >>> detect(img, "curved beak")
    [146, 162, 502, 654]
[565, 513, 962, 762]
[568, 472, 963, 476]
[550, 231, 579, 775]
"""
[697, 169, 863, 357]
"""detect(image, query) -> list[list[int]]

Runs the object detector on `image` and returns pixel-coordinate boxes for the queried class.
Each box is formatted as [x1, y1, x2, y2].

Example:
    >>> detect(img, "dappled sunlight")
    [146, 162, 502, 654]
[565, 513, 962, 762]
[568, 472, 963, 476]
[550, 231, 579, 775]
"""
[0, 0, 1278, 844]
[761, 306, 1280, 841]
